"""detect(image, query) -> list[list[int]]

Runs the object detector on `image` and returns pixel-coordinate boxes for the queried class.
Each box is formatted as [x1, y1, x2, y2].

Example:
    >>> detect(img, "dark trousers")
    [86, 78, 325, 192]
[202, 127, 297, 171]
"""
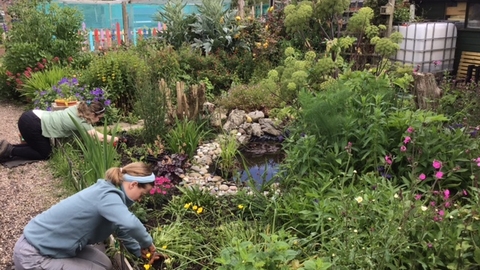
[12, 111, 52, 160]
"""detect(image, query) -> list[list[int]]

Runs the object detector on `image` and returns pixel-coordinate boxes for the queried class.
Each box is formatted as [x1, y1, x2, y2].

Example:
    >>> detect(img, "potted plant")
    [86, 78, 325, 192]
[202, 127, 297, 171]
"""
[54, 77, 81, 107]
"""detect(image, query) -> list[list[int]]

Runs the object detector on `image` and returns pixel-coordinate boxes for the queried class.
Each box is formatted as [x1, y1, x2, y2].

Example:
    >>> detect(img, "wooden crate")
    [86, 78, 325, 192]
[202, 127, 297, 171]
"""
[457, 51, 480, 79]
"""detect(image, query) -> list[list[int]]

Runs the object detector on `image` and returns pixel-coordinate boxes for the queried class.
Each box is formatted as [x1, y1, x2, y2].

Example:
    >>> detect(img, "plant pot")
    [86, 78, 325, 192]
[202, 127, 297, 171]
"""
[55, 99, 78, 107]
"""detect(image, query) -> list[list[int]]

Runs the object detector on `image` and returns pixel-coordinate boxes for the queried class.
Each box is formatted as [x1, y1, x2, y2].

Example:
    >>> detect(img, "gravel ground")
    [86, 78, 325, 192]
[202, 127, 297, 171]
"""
[0, 101, 65, 269]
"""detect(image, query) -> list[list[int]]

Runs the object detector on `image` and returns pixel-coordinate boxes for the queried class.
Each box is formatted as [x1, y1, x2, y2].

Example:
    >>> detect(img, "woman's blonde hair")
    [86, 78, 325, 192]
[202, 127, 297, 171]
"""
[77, 101, 105, 124]
[105, 162, 153, 186]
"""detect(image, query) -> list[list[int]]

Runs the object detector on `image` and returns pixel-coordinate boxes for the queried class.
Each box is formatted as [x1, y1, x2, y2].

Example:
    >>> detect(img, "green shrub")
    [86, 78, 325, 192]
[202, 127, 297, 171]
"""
[164, 118, 212, 159]
[79, 50, 148, 115]
[215, 83, 281, 111]
[22, 66, 71, 101]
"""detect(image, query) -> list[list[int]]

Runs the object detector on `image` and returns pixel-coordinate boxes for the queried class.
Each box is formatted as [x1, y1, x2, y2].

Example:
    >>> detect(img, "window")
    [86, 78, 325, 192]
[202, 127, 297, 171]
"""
[467, 3, 480, 29]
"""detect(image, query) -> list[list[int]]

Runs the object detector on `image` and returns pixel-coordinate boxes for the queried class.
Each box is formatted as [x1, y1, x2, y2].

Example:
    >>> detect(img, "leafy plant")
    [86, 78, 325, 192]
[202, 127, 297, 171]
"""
[70, 116, 120, 190]
[134, 74, 167, 144]
[22, 66, 70, 101]
[216, 133, 241, 179]
[152, 153, 190, 183]
[164, 118, 212, 159]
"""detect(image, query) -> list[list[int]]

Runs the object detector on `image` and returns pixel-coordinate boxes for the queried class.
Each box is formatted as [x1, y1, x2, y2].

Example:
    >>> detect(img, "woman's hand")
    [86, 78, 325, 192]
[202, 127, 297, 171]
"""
[141, 244, 167, 265]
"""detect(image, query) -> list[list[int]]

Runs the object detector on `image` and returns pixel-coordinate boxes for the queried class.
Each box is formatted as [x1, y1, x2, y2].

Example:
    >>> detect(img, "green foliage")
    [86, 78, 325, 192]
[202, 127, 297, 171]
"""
[154, 0, 194, 49]
[216, 133, 240, 178]
[164, 118, 212, 159]
[22, 66, 70, 101]
[215, 231, 300, 269]
[276, 171, 480, 269]
[312, 0, 350, 40]
[190, 0, 246, 54]
[70, 117, 120, 190]
[346, 7, 374, 34]
[215, 83, 281, 111]
[4, 2, 83, 76]
[79, 50, 148, 115]
[134, 74, 167, 144]
[284, 2, 313, 36]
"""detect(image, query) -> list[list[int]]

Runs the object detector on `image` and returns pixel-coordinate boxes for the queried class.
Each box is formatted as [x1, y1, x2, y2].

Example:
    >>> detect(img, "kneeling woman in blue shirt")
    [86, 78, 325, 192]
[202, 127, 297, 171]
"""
[13, 162, 163, 270]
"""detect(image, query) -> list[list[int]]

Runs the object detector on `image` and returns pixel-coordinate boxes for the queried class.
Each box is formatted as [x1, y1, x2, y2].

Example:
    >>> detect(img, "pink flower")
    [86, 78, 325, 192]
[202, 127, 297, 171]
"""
[445, 202, 451, 208]
[435, 171, 444, 179]
[430, 201, 436, 206]
[463, 189, 468, 196]
[443, 189, 450, 200]
[432, 160, 442, 169]
[407, 126, 414, 133]
[414, 194, 422, 200]
[385, 155, 392, 165]
[418, 173, 426, 181]
[403, 136, 411, 144]
[400, 145, 407, 152]
[438, 210, 445, 216]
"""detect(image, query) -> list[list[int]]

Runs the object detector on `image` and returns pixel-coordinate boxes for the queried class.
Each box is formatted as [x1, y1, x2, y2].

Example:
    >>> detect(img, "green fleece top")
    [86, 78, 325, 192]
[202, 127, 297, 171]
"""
[40, 105, 93, 138]
[23, 180, 153, 258]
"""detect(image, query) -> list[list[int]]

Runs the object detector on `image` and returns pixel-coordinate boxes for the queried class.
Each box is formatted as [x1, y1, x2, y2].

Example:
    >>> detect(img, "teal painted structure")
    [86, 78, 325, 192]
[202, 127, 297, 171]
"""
[54, 2, 200, 29]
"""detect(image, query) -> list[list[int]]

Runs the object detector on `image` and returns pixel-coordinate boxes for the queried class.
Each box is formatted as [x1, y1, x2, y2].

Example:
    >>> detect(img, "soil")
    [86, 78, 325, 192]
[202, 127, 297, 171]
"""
[0, 101, 66, 269]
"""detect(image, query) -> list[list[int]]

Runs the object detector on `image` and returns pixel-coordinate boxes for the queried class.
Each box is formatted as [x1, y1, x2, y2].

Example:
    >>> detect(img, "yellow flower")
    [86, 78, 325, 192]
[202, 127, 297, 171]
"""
[197, 207, 203, 214]
[255, 42, 261, 49]
[355, 196, 363, 203]
[238, 204, 244, 209]
[263, 42, 268, 49]
[144, 264, 151, 270]
[184, 203, 191, 209]
[265, 25, 269, 30]
[192, 205, 198, 210]
[235, 16, 241, 21]
[146, 253, 151, 259]
[220, 16, 224, 23]
[162, 245, 168, 249]
[268, 6, 274, 13]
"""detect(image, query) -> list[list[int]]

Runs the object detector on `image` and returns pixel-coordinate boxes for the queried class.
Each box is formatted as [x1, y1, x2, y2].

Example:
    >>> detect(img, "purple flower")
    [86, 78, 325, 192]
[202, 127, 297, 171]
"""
[104, 99, 111, 106]
[40, 91, 46, 96]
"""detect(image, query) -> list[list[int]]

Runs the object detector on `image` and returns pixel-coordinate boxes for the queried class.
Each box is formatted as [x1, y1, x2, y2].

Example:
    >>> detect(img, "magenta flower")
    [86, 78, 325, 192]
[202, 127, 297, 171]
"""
[414, 194, 422, 200]
[427, 243, 433, 248]
[400, 145, 407, 152]
[435, 171, 444, 179]
[445, 202, 451, 208]
[443, 189, 450, 200]
[463, 189, 468, 196]
[438, 210, 445, 216]
[403, 136, 411, 144]
[432, 160, 442, 169]
[385, 155, 392, 165]
[430, 201, 436, 206]
[419, 173, 426, 181]
[407, 126, 414, 133]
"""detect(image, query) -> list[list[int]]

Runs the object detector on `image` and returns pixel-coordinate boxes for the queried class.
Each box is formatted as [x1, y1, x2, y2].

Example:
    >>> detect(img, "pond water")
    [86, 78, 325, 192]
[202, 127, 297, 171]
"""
[233, 142, 285, 188]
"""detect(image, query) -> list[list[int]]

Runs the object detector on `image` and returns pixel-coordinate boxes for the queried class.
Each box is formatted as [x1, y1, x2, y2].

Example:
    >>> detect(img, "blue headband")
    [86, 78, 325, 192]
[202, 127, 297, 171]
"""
[123, 173, 155, 183]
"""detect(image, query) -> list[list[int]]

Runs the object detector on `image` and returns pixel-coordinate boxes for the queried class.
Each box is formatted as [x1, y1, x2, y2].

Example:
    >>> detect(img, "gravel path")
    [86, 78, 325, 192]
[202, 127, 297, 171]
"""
[0, 101, 65, 269]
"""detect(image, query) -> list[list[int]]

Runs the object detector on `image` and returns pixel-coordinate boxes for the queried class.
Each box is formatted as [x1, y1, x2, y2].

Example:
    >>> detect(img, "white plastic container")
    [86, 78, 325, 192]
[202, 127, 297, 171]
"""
[392, 22, 457, 73]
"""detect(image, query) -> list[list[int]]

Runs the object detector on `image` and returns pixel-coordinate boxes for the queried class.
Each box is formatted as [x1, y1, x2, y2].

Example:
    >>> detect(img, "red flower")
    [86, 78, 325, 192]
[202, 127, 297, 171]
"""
[34, 67, 39, 72]
[6, 71, 12, 76]
[37, 63, 45, 70]
[52, 57, 60, 63]
[67, 56, 73, 62]
[23, 71, 31, 78]
[42, 58, 47, 63]
[16, 73, 20, 77]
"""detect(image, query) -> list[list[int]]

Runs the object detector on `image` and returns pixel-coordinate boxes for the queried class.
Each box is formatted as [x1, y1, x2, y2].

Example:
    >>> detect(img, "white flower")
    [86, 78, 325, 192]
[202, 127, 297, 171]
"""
[355, 196, 363, 203]
[353, 229, 358, 233]
[394, 193, 399, 199]
[421, 206, 428, 211]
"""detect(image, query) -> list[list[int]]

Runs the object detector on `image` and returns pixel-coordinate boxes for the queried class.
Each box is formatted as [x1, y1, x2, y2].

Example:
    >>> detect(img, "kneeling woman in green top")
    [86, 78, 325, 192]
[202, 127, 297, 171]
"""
[0, 100, 118, 160]
[13, 162, 165, 270]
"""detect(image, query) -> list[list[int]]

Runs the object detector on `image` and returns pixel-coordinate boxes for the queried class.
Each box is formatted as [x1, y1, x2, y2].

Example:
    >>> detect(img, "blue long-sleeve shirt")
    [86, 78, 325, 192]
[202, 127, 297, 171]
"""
[23, 180, 152, 258]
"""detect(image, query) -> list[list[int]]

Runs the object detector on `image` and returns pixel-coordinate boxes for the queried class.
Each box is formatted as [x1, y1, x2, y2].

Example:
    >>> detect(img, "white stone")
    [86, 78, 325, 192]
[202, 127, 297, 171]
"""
[219, 184, 229, 191]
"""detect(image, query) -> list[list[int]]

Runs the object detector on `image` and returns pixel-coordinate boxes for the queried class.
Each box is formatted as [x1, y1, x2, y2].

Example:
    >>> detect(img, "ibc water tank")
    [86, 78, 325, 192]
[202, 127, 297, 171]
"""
[391, 22, 457, 73]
